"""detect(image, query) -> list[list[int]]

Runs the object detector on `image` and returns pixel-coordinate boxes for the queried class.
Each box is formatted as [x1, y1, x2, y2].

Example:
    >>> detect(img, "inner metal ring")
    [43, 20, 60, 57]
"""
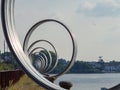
[29, 47, 52, 73]
[25, 39, 58, 73]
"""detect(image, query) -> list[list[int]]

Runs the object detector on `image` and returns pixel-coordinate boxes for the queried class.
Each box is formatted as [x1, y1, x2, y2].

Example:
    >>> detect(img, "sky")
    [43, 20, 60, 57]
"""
[1, 0, 120, 61]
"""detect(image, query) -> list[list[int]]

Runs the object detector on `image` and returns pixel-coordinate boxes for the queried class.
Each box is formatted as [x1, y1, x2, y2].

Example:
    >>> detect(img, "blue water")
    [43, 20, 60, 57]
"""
[55, 73, 120, 90]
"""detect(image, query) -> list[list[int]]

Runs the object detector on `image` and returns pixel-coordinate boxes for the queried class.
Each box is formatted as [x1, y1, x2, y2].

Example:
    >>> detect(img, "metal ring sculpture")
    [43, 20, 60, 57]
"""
[23, 19, 77, 78]
[1, 0, 77, 90]
[26, 40, 58, 74]
[35, 52, 49, 73]
[29, 47, 50, 71]
[32, 52, 46, 73]
[29, 47, 53, 73]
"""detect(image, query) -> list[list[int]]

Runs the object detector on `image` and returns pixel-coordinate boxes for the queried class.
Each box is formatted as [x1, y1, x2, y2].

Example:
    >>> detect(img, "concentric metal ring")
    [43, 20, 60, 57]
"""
[23, 19, 77, 78]
[25, 39, 58, 73]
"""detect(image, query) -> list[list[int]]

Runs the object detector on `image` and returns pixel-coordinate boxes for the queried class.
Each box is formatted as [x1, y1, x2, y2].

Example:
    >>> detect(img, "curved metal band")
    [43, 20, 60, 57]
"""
[32, 52, 46, 73]
[29, 47, 50, 73]
[23, 19, 77, 78]
[38, 52, 49, 73]
[32, 52, 45, 73]
[1, 0, 65, 89]
[26, 40, 58, 73]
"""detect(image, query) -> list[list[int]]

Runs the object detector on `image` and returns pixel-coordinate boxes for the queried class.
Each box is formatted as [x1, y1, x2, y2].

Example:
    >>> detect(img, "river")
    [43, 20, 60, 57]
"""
[55, 73, 120, 90]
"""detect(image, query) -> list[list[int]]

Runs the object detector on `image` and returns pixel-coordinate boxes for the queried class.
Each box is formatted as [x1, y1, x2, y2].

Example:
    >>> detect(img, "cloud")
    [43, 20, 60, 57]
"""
[77, 0, 120, 17]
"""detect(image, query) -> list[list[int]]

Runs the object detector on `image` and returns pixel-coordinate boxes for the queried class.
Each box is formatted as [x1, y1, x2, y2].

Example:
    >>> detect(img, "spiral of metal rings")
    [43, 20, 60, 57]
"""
[1, 0, 77, 90]
[25, 39, 58, 74]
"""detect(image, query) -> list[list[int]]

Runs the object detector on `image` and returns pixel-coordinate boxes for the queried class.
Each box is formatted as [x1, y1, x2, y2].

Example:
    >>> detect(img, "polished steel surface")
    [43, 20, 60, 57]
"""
[25, 40, 58, 73]
[1, 0, 77, 89]
[29, 47, 51, 73]
[23, 19, 77, 78]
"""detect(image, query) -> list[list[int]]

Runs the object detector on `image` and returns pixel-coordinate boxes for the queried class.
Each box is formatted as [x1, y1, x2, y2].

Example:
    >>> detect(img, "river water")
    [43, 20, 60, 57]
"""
[55, 73, 120, 90]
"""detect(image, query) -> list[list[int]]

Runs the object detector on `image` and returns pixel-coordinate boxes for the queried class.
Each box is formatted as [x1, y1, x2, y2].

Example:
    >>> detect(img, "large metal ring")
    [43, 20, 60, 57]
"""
[1, 0, 77, 89]
[1, 0, 65, 89]
[23, 19, 77, 78]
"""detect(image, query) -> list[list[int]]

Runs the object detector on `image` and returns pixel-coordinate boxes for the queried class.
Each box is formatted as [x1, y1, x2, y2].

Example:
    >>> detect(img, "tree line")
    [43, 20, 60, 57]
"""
[0, 52, 120, 73]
